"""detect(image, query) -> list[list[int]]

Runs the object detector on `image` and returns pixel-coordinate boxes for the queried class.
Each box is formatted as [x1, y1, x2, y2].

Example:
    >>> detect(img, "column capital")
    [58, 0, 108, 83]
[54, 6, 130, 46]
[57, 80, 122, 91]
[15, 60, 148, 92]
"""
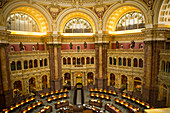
[142, 27, 170, 42]
[94, 31, 111, 44]
[0, 30, 10, 45]
[46, 32, 62, 45]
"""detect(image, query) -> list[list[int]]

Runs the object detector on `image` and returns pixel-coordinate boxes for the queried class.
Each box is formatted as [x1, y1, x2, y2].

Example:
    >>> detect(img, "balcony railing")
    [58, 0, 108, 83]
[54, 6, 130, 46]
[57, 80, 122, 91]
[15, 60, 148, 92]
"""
[160, 49, 170, 56]
[9, 50, 49, 57]
[107, 49, 144, 53]
[61, 49, 95, 53]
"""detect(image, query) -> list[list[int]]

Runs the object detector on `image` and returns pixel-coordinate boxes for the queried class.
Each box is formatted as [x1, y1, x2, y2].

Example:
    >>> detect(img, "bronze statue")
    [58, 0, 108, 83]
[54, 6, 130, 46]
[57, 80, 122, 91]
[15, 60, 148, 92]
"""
[19, 42, 23, 51]
[131, 40, 135, 48]
[84, 42, 87, 49]
[116, 41, 119, 49]
[70, 42, 73, 49]
[37, 43, 39, 50]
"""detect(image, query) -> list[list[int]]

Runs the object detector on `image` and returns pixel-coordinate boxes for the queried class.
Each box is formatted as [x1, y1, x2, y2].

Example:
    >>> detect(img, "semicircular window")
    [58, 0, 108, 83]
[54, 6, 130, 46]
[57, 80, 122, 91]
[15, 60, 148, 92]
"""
[116, 11, 145, 31]
[63, 17, 93, 33]
[7, 12, 40, 32]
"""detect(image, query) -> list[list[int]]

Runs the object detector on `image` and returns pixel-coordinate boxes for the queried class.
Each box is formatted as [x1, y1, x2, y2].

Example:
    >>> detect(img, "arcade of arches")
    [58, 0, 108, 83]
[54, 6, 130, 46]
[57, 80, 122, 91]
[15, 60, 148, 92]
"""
[0, 0, 170, 111]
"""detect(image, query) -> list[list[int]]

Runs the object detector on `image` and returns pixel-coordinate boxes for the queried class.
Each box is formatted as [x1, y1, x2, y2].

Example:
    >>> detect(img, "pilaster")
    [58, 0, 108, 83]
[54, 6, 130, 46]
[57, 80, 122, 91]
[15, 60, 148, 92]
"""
[94, 32, 111, 89]
[46, 33, 62, 91]
[0, 30, 12, 110]
[142, 27, 170, 107]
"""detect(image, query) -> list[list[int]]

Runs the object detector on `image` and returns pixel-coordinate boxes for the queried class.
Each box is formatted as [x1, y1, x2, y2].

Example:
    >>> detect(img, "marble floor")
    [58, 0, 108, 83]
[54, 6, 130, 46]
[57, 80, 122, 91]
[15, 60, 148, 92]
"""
[10, 89, 145, 113]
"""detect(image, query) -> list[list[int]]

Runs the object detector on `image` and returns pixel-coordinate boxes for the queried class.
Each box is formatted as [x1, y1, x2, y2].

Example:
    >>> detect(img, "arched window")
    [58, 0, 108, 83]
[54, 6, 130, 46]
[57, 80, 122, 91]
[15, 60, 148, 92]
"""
[140, 44, 143, 49]
[29, 60, 33, 68]
[116, 11, 145, 31]
[110, 73, 115, 86]
[73, 57, 76, 65]
[128, 58, 131, 67]
[113, 57, 116, 65]
[34, 59, 37, 68]
[17, 61, 21, 70]
[161, 61, 165, 72]
[121, 45, 123, 49]
[87, 72, 94, 85]
[134, 77, 142, 92]
[139, 59, 143, 68]
[10, 46, 15, 52]
[32, 46, 35, 51]
[109, 57, 112, 65]
[40, 59, 43, 67]
[63, 18, 93, 33]
[13, 80, 22, 97]
[11, 61, 15, 71]
[63, 57, 66, 65]
[7, 12, 40, 32]
[130, 44, 133, 49]
[42, 75, 47, 89]
[123, 58, 126, 66]
[166, 62, 170, 73]
[44, 58, 47, 66]
[133, 58, 138, 67]
[91, 57, 94, 64]
[24, 60, 28, 69]
[64, 73, 71, 85]
[118, 57, 122, 66]
[67, 57, 71, 65]
[86, 57, 90, 64]
[81, 57, 85, 65]
[160, 84, 167, 101]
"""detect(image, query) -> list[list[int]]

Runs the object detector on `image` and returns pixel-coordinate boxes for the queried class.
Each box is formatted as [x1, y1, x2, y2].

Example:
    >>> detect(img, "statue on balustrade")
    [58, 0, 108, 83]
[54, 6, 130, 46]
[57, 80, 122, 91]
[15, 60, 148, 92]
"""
[37, 42, 39, 50]
[70, 42, 73, 49]
[84, 41, 87, 49]
[19, 42, 23, 51]
[116, 41, 119, 49]
[131, 40, 135, 48]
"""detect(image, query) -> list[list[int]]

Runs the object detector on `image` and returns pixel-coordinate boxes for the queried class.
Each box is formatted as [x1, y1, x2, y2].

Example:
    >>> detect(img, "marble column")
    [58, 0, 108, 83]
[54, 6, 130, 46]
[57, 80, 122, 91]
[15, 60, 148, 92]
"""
[167, 85, 170, 107]
[0, 30, 12, 110]
[142, 28, 169, 107]
[54, 45, 58, 79]
[99, 44, 103, 78]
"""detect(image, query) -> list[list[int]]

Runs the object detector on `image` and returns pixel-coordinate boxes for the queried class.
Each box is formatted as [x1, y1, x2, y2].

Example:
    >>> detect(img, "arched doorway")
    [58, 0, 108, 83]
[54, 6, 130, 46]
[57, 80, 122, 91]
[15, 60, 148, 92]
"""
[76, 73, 82, 84]
[110, 73, 115, 86]
[121, 75, 127, 91]
[42, 75, 47, 89]
[134, 77, 142, 92]
[87, 72, 94, 85]
[29, 77, 36, 93]
[160, 84, 167, 102]
[13, 80, 22, 97]
[64, 73, 71, 85]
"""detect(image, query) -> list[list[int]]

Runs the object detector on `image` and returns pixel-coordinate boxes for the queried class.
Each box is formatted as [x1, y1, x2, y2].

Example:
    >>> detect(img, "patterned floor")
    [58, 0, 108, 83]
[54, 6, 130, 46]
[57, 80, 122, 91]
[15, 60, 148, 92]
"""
[9, 89, 145, 113]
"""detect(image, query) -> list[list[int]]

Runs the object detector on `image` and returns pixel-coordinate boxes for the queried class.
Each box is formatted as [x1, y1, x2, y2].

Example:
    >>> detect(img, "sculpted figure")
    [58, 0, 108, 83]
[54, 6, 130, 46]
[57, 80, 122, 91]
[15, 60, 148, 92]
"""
[116, 41, 119, 49]
[84, 42, 87, 49]
[70, 42, 73, 49]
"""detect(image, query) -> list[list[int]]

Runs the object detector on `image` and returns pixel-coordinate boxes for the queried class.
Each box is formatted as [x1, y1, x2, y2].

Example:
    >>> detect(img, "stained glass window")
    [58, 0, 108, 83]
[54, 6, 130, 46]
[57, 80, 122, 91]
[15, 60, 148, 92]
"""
[63, 17, 93, 33]
[7, 12, 40, 32]
[116, 11, 145, 31]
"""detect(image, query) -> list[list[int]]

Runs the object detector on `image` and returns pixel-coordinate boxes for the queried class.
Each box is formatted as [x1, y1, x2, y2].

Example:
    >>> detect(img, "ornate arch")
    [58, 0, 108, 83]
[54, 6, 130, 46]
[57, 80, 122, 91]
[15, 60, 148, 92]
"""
[103, 1, 148, 32]
[2, 0, 52, 32]
[153, 0, 164, 25]
[56, 7, 98, 33]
